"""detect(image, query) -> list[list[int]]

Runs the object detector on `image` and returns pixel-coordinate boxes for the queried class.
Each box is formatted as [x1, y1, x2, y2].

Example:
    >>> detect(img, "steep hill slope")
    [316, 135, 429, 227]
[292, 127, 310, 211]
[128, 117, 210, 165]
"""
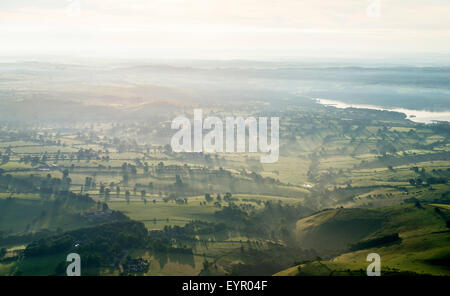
[278, 203, 450, 275]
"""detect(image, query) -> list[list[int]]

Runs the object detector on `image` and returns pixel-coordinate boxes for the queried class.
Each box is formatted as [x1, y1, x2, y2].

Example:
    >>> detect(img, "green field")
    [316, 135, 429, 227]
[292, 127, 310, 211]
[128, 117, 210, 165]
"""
[0, 97, 449, 276]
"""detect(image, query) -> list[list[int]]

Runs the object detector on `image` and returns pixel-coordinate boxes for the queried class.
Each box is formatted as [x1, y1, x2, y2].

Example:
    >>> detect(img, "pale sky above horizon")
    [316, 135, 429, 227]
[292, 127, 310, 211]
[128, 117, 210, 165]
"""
[1, 0, 450, 60]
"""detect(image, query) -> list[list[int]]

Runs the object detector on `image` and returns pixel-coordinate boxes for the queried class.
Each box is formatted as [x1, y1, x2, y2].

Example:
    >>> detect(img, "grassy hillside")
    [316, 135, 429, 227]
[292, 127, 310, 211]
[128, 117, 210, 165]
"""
[295, 208, 384, 251]
[0, 197, 95, 235]
[277, 203, 450, 276]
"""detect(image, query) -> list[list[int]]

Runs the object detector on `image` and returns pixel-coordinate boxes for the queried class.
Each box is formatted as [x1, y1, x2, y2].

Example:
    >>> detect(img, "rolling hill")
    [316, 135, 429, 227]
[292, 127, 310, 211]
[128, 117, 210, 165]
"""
[276, 203, 450, 275]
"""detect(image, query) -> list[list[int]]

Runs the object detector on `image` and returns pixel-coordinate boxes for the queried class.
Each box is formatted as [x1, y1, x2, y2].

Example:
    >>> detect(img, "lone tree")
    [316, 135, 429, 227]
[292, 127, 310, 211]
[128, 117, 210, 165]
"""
[125, 190, 130, 204]
[205, 193, 213, 203]
[175, 174, 183, 186]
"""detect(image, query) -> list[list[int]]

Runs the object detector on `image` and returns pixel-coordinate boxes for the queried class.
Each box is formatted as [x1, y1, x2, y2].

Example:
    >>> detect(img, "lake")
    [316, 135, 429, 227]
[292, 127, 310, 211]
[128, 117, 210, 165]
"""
[316, 98, 450, 124]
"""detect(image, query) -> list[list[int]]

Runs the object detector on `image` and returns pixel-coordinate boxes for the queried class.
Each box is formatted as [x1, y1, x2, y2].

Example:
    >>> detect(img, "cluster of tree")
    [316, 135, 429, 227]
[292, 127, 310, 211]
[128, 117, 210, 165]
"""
[214, 203, 250, 223]
[0, 229, 54, 248]
[0, 172, 37, 194]
[75, 148, 100, 162]
[409, 177, 448, 186]
[150, 221, 227, 239]
[215, 201, 313, 244]
[145, 221, 229, 256]
[0, 172, 93, 203]
[24, 221, 148, 264]
[147, 237, 194, 255]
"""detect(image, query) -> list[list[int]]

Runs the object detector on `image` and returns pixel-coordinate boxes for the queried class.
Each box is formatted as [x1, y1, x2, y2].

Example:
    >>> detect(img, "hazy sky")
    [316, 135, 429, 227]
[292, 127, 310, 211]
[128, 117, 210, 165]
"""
[1, 0, 450, 60]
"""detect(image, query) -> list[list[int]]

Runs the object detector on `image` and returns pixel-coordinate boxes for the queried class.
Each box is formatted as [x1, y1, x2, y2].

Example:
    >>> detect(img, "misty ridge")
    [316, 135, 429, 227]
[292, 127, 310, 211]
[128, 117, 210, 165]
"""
[0, 59, 449, 124]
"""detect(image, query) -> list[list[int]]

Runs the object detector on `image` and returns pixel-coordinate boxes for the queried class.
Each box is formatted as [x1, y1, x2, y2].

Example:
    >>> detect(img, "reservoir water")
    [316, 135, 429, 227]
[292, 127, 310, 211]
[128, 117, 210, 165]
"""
[316, 98, 450, 124]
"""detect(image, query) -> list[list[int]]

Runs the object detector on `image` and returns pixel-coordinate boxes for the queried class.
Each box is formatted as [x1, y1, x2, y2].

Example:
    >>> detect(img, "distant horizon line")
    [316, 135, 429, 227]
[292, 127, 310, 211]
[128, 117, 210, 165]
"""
[1, 53, 450, 67]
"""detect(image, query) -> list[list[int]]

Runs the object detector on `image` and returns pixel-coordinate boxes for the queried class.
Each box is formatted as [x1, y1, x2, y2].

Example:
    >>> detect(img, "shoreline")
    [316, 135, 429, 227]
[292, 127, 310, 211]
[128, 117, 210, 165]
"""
[316, 98, 450, 124]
